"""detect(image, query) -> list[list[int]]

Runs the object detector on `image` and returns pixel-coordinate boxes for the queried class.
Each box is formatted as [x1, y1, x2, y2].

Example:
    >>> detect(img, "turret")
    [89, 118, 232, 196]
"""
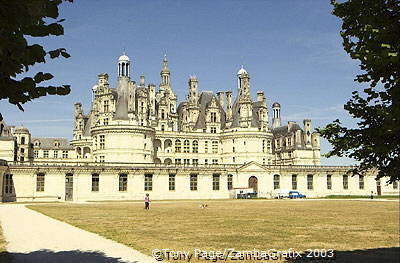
[272, 102, 281, 128]
[188, 76, 198, 104]
[160, 54, 170, 89]
[118, 53, 130, 78]
[237, 65, 251, 102]
[115, 54, 130, 120]
[257, 91, 265, 103]
[226, 91, 233, 120]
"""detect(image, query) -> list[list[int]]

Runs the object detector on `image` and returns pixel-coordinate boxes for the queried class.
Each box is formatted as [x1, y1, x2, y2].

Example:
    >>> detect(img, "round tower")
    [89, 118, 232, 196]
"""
[272, 102, 281, 128]
[118, 53, 130, 78]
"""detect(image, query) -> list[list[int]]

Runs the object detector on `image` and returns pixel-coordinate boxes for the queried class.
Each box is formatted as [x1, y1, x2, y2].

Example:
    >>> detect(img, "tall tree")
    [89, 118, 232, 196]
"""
[0, 0, 72, 111]
[319, 0, 400, 182]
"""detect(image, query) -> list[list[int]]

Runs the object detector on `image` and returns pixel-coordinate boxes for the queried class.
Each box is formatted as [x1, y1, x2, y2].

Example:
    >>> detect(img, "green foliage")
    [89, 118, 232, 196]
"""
[318, 0, 400, 182]
[0, 0, 73, 111]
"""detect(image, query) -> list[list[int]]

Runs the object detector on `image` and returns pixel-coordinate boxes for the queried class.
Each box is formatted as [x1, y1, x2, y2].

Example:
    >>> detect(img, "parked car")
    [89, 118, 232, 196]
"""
[277, 190, 290, 199]
[289, 191, 306, 199]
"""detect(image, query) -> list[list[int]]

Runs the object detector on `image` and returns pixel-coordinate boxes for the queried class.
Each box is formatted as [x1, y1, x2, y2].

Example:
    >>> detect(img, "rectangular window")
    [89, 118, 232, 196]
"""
[274, 174, 280, 190]
[119, 174, 128, 192]
[99, 135, 105, 149]
[103, 100, 109, 112]
[262, 140, 265, 152]
[169, 174, 175, 191]
[62, 150, 68, 158]
[211, 112, 217, 122]
[183, 140, 190, 153]
[307, 174, 313, 190]
[99, 156, 105, 162]
[210, 127, 216, 133]
[227, 174, 233, 190]
[92, 174, 99, 192]
[103, 118, 109, 125]
[43, 150, 49, 158]
[204, 141, 208, 153]
[34, 150, 39, 158]
[212, 174, 220, 190]
[204, 159, 208, 165]
[183, 159, 190, 165]
[190, 174, 198, 191]
[36, 173, 45, 192]
[267, 140, 271, 153]
[359, 175, 364, 190]
[53, 150, 58, 158]
[212, 159, 218, 164]
[192, 159, 198, 166]
[192, 141, 198, 153]
[175, 159, 181, 164]
[5, 174, 13, 194]
[327, 174, 332, 190]
[144, 174, 153, 191]
[292, 174, 297, 190]
[343, 175, 348, 190]
[212, 141, 218, 153]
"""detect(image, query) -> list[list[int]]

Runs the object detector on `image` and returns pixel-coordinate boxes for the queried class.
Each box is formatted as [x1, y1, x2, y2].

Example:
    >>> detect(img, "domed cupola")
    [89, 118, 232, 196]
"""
[118, 53, 130, 77]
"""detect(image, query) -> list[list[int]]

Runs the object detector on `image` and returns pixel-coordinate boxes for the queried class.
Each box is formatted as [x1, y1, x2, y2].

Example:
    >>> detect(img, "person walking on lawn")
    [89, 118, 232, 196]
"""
[144, 193, 150, 210]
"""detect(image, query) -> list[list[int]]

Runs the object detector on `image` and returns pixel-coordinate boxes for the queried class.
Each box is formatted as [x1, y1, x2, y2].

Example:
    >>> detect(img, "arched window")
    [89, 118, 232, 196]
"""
[192, 140, 198, 153]
[175, 140, 181, 153]
[161, 109, 165, 119]
[184, 140, 190, 153]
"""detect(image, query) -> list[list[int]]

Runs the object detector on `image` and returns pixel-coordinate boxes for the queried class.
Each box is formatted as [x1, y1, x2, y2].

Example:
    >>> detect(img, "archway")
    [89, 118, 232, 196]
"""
[164, 158, 172, 165]
[154, 158, 161, 164]
[248, 176, 258, 192]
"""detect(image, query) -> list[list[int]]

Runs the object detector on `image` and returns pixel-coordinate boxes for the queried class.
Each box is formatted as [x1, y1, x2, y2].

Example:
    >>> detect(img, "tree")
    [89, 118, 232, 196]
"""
[318, 0, 400, 183]
[0, 0, 73, 111]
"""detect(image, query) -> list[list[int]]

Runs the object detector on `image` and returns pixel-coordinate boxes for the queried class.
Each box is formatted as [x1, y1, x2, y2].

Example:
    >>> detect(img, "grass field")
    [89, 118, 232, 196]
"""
[28, 200, 399, 262]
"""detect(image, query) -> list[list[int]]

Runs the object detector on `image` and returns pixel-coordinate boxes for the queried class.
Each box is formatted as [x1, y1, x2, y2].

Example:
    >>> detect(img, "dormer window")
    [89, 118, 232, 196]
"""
[34, 140, 40, 147]
[54, 141, 60, 147]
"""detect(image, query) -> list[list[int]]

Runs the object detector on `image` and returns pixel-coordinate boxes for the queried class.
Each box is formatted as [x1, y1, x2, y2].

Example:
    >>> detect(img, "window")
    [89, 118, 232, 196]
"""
[192, 140, 198, 153]
[210, 127, 216, 133]
[183, 140, 190, 153]
[212, 141, 218, 153]
[211, 112, 217, 122]
[393, 181, 398, 189]
[4, 174, 13, 194]
[274, 174, 280, 190]
[204, 159, 208, 165]
[213, 174, 220, 190]
[343, 175, 348, 190]
[36, 173, 45, 192]
[307, 175, 313, 190]
[327, 174, 332, 190]
[276, 139, 280, 148]
[43, 150, 49, 158]
[262, 158, 266, 165]
[21, 136, 25, 145]
[190, 174, 198, 191]
[292, 174, 297, 190]
[99, 156, 105, 162]
[99, 135, 105, 149]
[267, 140, 271, 153]
[175, 158, 181, 164]
[212, 159, 218, 164]
[227, 174, 233, 190]
[169, 174, 175, 191]
[62, 151, 68, 158]
[359, 175, 365, 190]
[144, 174, 153, 191]
[161, 109, 165, 119]
[204, 141, 209, 153]
[262, 140, 265, 152]
[233, 157, 235, 163]
[78, 121, 83, 130]
[92, 174, 99, 192]
[233, 146, 235, 152]
[161, 125, 165, 131]
[119, 174, 128, 192]
[287, 137, 291, 146]
[175, 140, 181, 153]
[192, 159, 198, 166]
[184, 159, 190, 165]
[103, 118, 109, 125]
[53, 151, 58, 158]
[34, 150, 39, 158]
[104, 100, 109, 112]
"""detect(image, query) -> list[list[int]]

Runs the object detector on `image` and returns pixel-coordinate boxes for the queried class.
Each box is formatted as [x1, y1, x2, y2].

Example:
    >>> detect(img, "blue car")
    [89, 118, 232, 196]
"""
[289, 191, 306, 199]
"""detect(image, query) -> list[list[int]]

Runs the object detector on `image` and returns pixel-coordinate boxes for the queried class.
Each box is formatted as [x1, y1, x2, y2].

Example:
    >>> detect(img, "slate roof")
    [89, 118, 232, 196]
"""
[272, 123, 302, 136]
[193, 91, 226, 130]
[31, 137, 74, 150]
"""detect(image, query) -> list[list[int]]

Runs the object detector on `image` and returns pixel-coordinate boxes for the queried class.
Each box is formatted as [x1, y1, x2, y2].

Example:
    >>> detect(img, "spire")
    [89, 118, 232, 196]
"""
[162, 54, 169, 71]
[160, 54, 170, 87]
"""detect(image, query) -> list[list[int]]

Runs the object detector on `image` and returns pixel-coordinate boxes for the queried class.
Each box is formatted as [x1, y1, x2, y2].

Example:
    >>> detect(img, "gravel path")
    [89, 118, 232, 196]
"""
[0, 204, 157, 263]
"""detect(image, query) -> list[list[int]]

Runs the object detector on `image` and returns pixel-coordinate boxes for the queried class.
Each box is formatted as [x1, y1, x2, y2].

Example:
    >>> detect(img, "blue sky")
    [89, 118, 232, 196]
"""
[0, 0, 361, 165]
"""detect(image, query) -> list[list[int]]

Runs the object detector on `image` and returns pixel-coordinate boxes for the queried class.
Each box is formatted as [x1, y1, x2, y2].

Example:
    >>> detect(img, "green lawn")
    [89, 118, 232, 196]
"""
[28, 200, 400, 262]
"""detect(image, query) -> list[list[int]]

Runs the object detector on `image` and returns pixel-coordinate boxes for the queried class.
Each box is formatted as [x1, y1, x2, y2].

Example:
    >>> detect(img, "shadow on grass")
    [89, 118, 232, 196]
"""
[0, 249, 138, 263]
[285, 247, 400, 263]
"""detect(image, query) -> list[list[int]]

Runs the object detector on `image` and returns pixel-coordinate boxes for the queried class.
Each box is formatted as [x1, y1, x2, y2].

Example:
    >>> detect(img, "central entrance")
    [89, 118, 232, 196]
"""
[65, 173, 73, 201]
[248, 176, 258, 192]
